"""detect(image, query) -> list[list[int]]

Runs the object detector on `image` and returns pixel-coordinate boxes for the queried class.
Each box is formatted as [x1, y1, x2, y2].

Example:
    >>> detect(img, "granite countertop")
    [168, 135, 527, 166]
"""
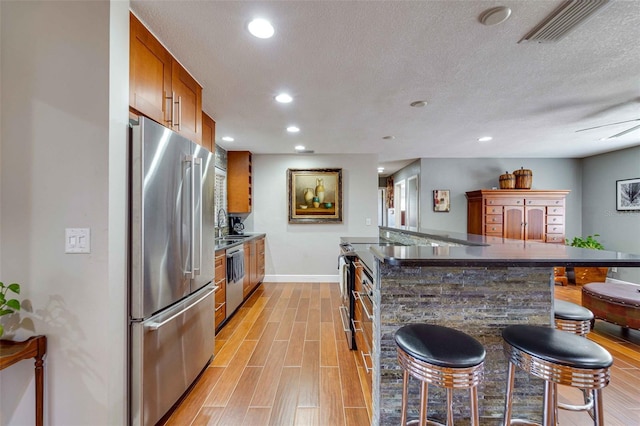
[214, 232, 266, 252]
[366, 227, 640, 268]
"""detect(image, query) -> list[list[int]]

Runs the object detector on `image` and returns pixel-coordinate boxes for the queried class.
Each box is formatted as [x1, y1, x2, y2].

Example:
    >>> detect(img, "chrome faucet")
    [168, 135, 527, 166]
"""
[216, 208, 227, 238]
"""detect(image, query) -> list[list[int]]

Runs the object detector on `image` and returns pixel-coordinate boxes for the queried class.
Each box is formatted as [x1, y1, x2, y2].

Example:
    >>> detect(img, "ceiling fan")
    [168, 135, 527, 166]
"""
[576, 118, 640, 139]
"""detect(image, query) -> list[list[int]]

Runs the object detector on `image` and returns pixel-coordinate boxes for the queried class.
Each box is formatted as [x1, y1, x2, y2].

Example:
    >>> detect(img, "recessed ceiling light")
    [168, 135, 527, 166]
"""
[479, 7, 512, 26]
[287, 126, 300, 133]
[222, 136, 234, 142]
[294, 145, 306, 151]
[275, 93, 293, 103]
[247, 18, 274, 39]
[382, 135, 395, 140]
[410, 100, 428, 108]
[478, 136, 493, 142]
[377, 167, 385, 173]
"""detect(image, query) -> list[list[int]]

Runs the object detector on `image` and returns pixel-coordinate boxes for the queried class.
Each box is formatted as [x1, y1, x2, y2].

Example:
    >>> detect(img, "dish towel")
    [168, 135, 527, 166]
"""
[227, 251, 245, 283]
[338, 256, 347, 297]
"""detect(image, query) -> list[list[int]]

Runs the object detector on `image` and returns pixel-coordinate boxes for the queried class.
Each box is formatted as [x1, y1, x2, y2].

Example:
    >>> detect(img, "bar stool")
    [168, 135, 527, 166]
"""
[554, 299, 596, 412]
[502, 325, 613, 426]
[395, 324, 486, 426]
[554, 299, 594, 336]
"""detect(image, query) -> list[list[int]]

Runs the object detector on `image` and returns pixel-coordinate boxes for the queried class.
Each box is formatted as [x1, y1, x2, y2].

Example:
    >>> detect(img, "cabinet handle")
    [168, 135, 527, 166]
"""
[165, 92, 174, 125]
[361, 351, 373, 374]
[177, 96, 182, 131]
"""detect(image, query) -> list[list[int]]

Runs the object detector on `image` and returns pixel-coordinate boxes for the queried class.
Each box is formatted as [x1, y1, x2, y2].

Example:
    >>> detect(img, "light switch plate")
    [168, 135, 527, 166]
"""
[65, 228, 91, 253]
[365, 218, 372, 226]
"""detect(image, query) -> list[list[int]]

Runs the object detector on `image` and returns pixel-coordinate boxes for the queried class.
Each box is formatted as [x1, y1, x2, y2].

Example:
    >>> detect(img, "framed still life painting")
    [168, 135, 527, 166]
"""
[288, 168, 343, 223]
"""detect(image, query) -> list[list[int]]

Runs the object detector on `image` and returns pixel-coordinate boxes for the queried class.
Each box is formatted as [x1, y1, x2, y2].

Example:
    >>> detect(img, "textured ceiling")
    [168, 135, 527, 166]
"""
[131, 0, 640, 174]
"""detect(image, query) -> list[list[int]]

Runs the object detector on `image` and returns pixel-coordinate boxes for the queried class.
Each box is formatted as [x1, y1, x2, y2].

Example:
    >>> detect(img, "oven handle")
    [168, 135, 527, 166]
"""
[338, 305, 351, 333]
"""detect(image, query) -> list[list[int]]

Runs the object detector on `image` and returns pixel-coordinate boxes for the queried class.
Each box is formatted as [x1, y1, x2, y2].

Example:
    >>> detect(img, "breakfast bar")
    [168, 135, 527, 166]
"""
[360, 228, 640, 425]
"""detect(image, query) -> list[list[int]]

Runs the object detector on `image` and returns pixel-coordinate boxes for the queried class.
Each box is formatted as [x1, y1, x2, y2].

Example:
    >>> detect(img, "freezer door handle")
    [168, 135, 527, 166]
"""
[146, 286, 215, 331]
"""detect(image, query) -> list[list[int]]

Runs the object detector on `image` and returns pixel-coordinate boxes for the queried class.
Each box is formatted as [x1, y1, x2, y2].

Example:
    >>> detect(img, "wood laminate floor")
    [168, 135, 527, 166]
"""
[163, 282, 640, 425]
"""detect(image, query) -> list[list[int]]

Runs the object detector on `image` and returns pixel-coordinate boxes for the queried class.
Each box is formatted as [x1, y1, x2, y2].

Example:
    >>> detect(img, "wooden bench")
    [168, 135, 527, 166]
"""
[582, 282, 640, 330]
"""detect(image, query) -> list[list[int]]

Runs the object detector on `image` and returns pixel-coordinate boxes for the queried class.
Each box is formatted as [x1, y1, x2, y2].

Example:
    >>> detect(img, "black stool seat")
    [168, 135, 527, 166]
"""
[502, 325, 612, 369]
[395, 323, 485, 368]
[554, 300, 594, 321]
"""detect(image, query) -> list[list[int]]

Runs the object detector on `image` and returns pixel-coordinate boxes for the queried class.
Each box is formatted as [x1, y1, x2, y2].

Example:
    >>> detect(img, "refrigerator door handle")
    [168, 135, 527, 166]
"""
[194, 157, 202, 276]
[146, 286, 215, 331]
[185, 155, 195, 279]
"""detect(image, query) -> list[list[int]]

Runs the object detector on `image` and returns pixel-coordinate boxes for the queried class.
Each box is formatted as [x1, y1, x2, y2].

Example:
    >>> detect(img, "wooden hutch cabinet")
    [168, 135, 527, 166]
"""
[227, 151, 253, 214]
[466, 190, 570, 243]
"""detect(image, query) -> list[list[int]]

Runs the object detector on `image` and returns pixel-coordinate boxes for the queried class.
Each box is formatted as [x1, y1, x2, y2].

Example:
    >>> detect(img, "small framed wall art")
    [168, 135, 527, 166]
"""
[288, 168, 343, 223]
[616, 177, 640, 211]
[433, 189, 450, 212]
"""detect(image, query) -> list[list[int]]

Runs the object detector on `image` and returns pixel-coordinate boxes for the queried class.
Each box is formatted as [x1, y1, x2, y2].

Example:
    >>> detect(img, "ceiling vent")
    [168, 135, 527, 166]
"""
[519, 0, 611, 43]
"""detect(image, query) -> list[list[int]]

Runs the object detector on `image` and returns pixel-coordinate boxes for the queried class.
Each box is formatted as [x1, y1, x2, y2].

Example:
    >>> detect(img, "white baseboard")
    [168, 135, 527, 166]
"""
[263, 274, 339, 283]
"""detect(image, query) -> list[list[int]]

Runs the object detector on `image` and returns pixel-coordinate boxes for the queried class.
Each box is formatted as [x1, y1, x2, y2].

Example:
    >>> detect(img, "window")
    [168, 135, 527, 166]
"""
[214, 167, 227, 227]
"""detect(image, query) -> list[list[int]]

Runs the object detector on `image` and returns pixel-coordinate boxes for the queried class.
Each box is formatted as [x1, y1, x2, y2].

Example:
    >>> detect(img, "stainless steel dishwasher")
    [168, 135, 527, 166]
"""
[226, 246, 245, 318]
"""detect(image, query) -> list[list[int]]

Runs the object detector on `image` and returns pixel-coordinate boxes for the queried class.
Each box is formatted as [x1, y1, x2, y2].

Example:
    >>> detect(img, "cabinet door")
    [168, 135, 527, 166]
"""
[171, 60, 202, 144]
[524, 206, 545, 242]
[227, 151, 252, 213]
[249, 239, 258, 290]
[243, 242, 252, 299]
[129, 14, 172, 124]
[201, 112, 215, 152]
[503, 205, 524, 240]
[256, 237, 265, 284]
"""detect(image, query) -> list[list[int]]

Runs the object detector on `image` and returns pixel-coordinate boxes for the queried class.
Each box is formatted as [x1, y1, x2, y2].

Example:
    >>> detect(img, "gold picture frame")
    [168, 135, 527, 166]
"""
[288, 168, 343, 223]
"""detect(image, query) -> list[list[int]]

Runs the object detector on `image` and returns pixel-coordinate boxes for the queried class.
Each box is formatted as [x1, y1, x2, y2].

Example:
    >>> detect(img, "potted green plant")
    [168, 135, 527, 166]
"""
[566, 234, 608, 285]
[0, 281, 21, 338]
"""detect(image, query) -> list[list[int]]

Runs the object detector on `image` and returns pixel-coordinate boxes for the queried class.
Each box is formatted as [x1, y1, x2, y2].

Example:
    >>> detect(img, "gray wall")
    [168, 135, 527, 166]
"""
[250, 154, 378, 281]
[0, 2, 129, 424]
[416, 158, 583, 239]
[582, 145, 640, 282]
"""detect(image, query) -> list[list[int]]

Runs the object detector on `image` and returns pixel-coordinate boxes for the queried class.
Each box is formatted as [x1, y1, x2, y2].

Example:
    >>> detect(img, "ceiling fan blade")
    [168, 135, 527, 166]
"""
[605, 123, 640, 139]
[575, 118, 640, 133]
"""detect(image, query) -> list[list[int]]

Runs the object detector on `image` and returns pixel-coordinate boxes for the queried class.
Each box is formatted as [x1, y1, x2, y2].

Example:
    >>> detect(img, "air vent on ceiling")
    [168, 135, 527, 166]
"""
[519, 0, 611, 43]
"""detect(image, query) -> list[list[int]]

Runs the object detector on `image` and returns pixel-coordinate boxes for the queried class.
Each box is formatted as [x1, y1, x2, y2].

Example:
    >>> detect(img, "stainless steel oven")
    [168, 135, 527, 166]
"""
[338, 243, 357, 349]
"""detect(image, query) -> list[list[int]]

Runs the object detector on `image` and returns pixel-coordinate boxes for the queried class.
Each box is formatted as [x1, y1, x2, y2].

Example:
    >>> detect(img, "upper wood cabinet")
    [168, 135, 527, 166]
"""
[201, 112, 216, 153]
[227, 151, 253, 214]
[129, 13, 202, 144]
[171, 60, 202, 144]
[130, 13, 172, 125]
[466, 189, 570, 244]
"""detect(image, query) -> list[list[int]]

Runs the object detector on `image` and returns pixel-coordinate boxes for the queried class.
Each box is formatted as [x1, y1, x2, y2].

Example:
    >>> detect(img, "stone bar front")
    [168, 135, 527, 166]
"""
[373, 264, 552, 425]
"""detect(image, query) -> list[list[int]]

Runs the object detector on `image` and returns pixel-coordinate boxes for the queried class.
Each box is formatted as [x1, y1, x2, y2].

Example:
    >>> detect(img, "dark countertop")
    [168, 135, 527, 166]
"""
[365, 227, 640, 268]
[214, 232, 266, 252]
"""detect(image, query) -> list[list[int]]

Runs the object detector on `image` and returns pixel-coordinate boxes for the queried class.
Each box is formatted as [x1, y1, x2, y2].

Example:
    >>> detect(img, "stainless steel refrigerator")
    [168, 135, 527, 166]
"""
[128, 117, 216, 426]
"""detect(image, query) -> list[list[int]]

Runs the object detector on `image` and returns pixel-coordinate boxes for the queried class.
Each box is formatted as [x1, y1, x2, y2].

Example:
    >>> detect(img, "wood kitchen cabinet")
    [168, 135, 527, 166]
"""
[227, 151, 252, 214]
[214, 250, 226, 332]
[242, 237, 265, 300]
[466, 189, 570, 243]
[201, 112, 216, 153]
[353, 260, 373, 415]
[129, 13, 172, 125]
[129, 13, 203, 144]
[243, 240, 254, 299]
[256, 236, 265, 284]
